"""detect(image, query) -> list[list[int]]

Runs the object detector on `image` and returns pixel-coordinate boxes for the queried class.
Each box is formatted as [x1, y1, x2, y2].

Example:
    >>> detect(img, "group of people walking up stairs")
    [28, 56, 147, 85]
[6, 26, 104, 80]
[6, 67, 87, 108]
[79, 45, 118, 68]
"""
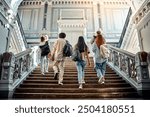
[39, 31, 108, 89]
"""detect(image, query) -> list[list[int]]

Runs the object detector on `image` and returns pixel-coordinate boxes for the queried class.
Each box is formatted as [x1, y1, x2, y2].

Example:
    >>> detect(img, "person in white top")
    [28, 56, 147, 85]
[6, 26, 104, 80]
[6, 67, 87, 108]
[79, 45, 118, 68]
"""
[51, 32, 66, 85]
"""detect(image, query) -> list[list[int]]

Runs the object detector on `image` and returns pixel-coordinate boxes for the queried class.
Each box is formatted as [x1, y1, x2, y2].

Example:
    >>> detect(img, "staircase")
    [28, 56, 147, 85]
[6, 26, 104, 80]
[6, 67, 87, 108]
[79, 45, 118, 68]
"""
[13, 58, 140, 99]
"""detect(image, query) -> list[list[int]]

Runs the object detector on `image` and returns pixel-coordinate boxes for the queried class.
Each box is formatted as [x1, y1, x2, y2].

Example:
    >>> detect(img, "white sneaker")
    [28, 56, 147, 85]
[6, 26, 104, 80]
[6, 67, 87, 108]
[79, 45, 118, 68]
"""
[41, 72, 45, 75]
[82, 80, 85, 84]
[79, 84, 82, 89]
[58, 82, 63, 85]
[98, 78, 102, 83]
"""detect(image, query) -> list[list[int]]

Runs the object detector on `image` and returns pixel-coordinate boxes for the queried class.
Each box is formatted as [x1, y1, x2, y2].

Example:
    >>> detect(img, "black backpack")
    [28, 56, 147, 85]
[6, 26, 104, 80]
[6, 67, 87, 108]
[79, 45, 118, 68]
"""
[71, 47, 81, 61]
[39, 42, 50, 56]
[63, 40, 73, 57]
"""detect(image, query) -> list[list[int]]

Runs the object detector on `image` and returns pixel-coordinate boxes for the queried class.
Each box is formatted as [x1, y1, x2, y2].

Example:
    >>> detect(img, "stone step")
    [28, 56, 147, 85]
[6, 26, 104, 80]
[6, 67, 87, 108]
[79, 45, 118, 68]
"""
[13, 92, 139, 99]
[24, 79, 125, 83]
[19, 83, 131, 88]
[32, 71, 116, 74]
[27, 76, 122, 80]
[28, 74, 119, 77]
[15, 87, 136, 93]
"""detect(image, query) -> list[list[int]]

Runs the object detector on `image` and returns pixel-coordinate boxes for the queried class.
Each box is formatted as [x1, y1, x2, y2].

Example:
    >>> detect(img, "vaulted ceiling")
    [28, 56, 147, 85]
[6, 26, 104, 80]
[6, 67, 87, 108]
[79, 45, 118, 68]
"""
[6, 0, 143, 14]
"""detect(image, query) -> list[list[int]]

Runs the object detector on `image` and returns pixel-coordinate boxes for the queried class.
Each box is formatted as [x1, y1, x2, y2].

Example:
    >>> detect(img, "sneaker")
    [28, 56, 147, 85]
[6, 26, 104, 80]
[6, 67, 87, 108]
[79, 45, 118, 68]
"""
[98, 78, 103, 83]
[79, 84, 83, 89]
[101, 77, 105, 84]
[82, 80, 85, 84]
[54, 73, 58, 80]
[41, 72, 45, 75]
[46, 70, 48, 73]
[58, 82, 63, 85]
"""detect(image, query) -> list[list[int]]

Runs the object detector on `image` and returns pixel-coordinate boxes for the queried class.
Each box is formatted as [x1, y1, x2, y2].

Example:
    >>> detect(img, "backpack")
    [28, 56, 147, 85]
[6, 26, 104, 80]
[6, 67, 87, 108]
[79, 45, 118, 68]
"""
[39, 42, 50, 56]
[71, 47, 81, 61]
[63, 40, 73, 57]
[100, 44, 109, 59]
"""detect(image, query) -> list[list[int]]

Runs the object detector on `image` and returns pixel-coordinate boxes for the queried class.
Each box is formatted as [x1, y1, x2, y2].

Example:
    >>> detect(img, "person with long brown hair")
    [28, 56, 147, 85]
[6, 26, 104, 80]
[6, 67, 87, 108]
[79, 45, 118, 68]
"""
[92, 31, 107, 84]
[74, 36, 90, 89]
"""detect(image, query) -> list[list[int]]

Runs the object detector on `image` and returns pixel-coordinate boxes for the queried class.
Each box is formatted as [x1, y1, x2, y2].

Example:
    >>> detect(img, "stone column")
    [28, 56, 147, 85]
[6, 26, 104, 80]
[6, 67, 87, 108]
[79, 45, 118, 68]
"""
[0, 9, 13, 54]
[38, 2, 45, 31]
[135, 51, 150, 98]
[47, 1, 52, 34]
[92, 1, 99, 32]
[0, 52, 15, 99]
[99, 2, 105, 33]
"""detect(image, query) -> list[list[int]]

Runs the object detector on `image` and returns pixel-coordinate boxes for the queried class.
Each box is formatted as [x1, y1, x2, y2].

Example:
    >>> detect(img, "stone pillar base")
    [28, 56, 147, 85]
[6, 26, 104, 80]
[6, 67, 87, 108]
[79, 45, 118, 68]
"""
[138, 90, 150, 99]
[0, 90, 13, 99]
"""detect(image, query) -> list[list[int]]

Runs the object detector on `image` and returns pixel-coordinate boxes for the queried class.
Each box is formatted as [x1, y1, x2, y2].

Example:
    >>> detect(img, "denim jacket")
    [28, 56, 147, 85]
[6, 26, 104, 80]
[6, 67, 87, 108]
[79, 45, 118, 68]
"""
[92, 42, 107, 63]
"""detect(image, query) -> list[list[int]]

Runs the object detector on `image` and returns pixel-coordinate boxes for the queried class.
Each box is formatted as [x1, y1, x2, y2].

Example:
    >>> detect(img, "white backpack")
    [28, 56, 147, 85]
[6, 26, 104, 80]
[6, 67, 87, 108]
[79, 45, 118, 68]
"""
[100, 44, 109, 59]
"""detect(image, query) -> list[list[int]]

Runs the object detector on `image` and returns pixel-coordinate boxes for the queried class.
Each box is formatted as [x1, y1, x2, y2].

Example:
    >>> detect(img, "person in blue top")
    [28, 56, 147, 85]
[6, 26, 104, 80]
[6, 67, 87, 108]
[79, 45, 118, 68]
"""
[92, 31, 107, 84]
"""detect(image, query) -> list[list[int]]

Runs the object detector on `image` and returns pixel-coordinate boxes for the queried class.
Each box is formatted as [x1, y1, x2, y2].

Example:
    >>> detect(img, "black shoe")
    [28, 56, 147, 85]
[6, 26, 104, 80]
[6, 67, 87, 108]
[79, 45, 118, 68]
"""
[54, 73, 58, 80]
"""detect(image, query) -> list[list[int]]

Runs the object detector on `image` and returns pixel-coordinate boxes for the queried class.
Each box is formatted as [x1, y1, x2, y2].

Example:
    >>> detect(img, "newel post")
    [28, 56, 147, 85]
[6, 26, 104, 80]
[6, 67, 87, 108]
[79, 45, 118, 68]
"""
[0, 52, 15, 99]
[135, 51, 150, 98]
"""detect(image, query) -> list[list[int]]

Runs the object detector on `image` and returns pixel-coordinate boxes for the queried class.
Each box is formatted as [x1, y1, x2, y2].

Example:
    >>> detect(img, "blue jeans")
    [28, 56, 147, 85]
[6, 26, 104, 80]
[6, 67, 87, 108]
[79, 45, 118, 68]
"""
[76, 60, 86, 84]
[95, 61, 107, 79]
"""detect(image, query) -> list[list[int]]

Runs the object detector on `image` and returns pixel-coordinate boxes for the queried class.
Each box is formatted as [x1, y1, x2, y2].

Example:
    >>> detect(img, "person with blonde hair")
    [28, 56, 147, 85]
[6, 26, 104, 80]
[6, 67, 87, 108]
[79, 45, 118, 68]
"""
[92, 31, 107, 84]
[39, 36, 50, 75]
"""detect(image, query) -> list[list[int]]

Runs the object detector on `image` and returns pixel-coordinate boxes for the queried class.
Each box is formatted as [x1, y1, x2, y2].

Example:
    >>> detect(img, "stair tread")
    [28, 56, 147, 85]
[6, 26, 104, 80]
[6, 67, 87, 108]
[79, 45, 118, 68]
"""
[14, 92, 138, 95]
[15, 87, 136, 93]
[14, 92, 139, 99]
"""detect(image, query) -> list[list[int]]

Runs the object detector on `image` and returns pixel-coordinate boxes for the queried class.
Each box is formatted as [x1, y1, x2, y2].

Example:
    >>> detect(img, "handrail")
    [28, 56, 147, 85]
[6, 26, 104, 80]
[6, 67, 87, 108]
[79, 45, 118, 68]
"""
[107, 45, 138, 89]
[117, 7, 132, 48]
[109, 45, 135, 58]
[15, 49, 32, 58]
[16, 13, 28, 48]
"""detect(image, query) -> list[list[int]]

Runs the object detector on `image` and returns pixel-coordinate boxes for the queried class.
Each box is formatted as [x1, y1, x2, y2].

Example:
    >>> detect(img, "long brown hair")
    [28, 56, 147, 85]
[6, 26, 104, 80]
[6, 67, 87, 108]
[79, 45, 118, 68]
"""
[95, 32, 105, 48]
[77, 36, 88, 53]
